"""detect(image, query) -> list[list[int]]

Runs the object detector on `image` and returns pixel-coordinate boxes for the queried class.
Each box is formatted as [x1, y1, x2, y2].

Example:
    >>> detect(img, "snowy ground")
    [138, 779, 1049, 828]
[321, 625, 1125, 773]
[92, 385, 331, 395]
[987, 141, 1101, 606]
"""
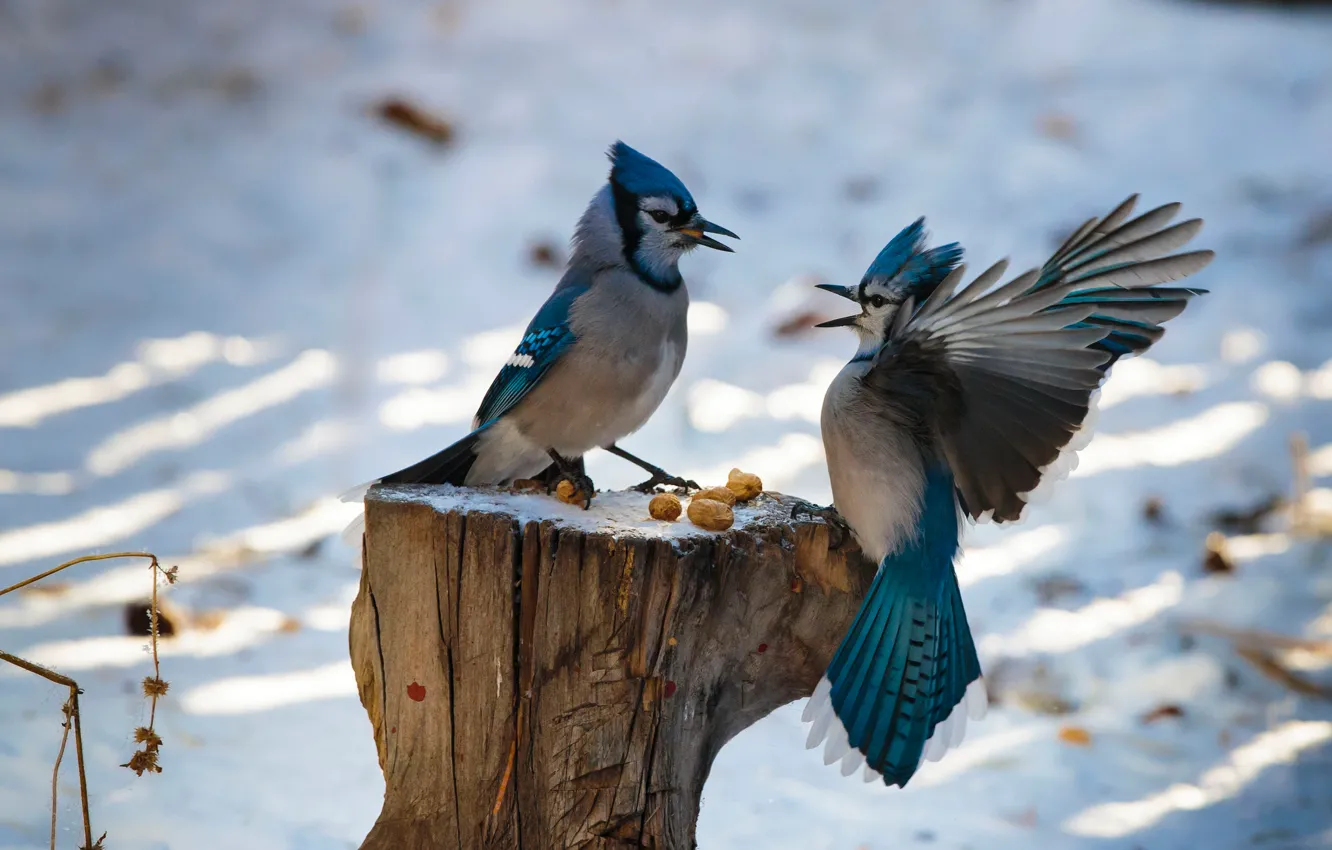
[2, 0, 1331, 847]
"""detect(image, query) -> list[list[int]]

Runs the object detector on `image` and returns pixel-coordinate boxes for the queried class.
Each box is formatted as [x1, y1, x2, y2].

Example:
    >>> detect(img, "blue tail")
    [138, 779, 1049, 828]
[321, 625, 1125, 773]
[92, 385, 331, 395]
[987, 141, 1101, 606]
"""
[378, 426, 487, 487]
[809, 469, 983, 787]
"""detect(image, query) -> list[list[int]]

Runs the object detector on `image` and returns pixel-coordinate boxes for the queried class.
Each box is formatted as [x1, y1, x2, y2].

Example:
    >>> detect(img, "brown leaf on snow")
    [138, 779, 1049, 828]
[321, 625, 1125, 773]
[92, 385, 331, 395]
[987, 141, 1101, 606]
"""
[1058, 725, 1092, 746]
[1141, 704, 1185, 724]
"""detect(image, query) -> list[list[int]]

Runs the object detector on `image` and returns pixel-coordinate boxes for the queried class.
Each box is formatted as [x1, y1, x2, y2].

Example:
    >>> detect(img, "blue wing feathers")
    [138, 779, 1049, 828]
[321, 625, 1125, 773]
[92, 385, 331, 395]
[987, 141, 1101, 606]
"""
[374, 282, 587, 486]
[472, 284, 586, 428]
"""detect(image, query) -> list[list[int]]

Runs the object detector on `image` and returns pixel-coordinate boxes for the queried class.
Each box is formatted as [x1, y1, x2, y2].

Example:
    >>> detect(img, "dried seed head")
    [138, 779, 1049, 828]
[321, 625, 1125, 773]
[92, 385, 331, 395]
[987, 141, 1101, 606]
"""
[121, 747, 162, 776]
[142, 676, 170, 698]
[648, 492, 682, 521]
[133, 726, 162, 748]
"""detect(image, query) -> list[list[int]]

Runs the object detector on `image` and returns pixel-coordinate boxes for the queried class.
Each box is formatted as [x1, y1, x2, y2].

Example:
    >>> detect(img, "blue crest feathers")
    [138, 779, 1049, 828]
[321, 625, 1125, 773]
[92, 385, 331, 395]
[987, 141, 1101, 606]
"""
[864, 218, 963, 301]
[608, 141, 694, 207]
[865, 218, 928, 281]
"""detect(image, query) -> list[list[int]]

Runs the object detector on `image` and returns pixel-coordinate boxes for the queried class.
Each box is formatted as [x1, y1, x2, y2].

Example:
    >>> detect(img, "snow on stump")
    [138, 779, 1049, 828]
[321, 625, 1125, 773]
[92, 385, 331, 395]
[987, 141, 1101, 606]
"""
[349, 484, 873, 850]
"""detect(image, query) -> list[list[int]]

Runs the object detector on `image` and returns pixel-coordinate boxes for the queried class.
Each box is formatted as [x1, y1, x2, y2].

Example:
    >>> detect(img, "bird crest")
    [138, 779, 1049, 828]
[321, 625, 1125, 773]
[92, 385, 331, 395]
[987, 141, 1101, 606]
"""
[862, 218, 963, 303]
[608, 141, 695, 208]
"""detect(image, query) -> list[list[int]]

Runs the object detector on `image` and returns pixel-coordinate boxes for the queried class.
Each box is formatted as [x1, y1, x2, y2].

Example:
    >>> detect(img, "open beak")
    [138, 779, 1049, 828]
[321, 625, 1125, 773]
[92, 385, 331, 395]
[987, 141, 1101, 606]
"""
[675, 218, 739, 252]
[813, 283, 862, 327]
[814, 314, 861, 328]
[815, 283, 858, 301]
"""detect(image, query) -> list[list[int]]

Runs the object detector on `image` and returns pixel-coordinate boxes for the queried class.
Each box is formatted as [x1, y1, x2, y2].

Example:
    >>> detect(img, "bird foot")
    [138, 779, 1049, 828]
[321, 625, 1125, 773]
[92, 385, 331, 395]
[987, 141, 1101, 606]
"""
[790, 500, 852, 548]
[632, 470, 699, 494]
[553, 473, 596, 509]
[540, 457, 596, 509]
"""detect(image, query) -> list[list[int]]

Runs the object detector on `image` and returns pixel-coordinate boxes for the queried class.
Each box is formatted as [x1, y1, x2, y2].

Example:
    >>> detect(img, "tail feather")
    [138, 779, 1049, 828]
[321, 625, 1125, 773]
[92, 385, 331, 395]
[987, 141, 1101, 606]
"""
[336, 428, 488, 561]
[805, 471, 984, 788]
[808, 567, 982, 787]
[378, 427, 486, 487]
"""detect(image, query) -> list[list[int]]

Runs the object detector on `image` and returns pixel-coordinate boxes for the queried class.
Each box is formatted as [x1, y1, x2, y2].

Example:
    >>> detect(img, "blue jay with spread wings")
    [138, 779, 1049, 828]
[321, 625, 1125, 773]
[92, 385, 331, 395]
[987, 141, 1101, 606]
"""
[346, 142, 736, 511]
[797, 196, 1213, 786]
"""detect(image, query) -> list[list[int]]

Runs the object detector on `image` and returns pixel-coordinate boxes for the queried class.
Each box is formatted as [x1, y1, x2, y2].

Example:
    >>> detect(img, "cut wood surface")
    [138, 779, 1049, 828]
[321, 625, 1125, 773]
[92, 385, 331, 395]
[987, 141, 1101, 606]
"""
[349, 485, 874, 850]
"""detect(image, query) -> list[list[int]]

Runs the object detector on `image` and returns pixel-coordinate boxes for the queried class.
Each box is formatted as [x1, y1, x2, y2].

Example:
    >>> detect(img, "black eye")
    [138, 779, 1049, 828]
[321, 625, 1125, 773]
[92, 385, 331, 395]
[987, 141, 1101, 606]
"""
[648, 209, 671, 224]
[869, 295, 887, 308]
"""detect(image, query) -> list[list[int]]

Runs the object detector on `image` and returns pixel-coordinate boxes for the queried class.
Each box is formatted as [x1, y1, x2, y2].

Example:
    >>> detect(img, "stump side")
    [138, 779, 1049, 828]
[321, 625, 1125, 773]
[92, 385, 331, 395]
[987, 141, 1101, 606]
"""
[350, 488, 873, 850]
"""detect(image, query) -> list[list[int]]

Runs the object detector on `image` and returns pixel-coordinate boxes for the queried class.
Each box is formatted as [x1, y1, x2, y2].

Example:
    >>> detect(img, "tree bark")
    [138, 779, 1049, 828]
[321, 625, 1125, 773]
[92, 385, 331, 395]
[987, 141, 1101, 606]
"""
[349, 485, 873, 850]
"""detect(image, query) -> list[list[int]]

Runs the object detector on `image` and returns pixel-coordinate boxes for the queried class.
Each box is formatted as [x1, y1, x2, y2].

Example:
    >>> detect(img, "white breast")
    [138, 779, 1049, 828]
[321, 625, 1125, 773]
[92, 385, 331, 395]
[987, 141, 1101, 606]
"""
[624, 339, 682, 434]
[821, 362, 925, 565]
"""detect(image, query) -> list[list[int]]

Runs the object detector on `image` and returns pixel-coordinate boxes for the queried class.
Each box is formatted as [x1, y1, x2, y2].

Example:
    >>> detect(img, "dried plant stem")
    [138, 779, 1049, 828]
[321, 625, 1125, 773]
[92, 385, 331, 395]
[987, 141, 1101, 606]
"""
[149, 555, 161, 728]
[0, 651, 92, 850]
[0, 551, 160, 598]
[1291, 432, 1311, 533]
[1178, 618, 1332, 657]
[1, 551, 171, 849]
[71, 689, 92, 846]
[50, 700, 70, 850]
[1236, 646, 1332, 700]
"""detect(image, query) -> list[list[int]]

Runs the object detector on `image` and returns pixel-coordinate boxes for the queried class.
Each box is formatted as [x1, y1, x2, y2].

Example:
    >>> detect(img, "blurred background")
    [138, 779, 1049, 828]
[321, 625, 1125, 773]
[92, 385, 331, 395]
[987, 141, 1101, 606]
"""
[2, 0, 1331, 847]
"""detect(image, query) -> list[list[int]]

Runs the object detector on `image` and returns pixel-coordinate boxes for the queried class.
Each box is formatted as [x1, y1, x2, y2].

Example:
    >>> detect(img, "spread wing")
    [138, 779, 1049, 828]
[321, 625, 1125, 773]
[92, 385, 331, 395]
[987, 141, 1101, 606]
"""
[865, 196, 1214, 522]
[1034, 195, 1211, 369]
[472, 284, 585, 428]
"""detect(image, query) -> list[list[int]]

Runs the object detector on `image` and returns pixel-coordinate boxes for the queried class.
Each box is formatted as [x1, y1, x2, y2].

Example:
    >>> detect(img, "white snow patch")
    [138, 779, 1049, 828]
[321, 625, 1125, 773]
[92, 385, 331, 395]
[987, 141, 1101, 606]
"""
[183, 660, 358, 716]
[688, 379, 764, 432]
[85, 350, 337, 476]
[1064, 721, 1332, 838]
[1251, 360, 1304, 401]
[1097, 357, 1208, 409]
[1220, 328, 1266, 364]
[688, 301, 729, 335]
[1074, 402, 1268, 477]
[377, 349, 450, 385]
[370, 483, 789, 541]
[981, 572, 1184, 656]
[0, 471, 229, 567]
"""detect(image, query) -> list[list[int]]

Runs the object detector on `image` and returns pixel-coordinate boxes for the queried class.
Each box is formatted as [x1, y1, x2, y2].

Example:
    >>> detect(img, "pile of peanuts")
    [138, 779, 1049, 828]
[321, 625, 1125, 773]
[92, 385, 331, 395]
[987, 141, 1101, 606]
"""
[648, 468, 763, 531]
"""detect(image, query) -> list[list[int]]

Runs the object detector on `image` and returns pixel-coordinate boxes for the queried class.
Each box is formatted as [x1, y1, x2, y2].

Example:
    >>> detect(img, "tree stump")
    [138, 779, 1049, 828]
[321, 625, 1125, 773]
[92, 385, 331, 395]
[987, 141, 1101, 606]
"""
[348, 485, 874, 850]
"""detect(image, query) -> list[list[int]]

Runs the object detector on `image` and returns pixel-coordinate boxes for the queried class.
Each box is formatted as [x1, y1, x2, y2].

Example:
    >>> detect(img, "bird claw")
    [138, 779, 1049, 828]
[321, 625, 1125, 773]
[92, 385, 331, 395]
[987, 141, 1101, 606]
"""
[790, 500, 852, 547]
[632, 472, 699, 494]
[548, 472, 597, 510]
[540, 458, 596, 509]
[569, 474, 597, 510]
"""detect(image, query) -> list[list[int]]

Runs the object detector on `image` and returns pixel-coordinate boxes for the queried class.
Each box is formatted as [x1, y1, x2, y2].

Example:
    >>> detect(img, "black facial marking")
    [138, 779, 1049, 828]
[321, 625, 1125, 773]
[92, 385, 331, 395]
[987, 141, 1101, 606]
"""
[671, 201, 694, 227]
[610, 184, 683, 293]
[611, 181, 644, 264]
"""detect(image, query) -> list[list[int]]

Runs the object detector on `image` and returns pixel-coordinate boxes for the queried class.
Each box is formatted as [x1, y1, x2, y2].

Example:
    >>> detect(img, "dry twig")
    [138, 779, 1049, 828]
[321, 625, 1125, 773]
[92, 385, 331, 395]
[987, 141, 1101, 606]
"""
[1, 551, 176, 848]
[1177, 618, 1332, 657]
[1178, 618, 1332, 700]
[1235, 646, 1332, 700]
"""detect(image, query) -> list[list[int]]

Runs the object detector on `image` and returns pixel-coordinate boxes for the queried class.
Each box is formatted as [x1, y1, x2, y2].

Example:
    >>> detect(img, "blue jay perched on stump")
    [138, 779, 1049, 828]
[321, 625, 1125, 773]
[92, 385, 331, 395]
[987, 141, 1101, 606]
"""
[346, 142, 736, 510]
[797, 195, 1213, 786]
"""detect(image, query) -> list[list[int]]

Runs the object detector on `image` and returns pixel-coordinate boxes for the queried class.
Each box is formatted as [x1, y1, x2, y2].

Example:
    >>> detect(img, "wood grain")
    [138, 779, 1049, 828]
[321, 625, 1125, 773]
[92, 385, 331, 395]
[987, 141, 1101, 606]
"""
[350, 488, 874, 849]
